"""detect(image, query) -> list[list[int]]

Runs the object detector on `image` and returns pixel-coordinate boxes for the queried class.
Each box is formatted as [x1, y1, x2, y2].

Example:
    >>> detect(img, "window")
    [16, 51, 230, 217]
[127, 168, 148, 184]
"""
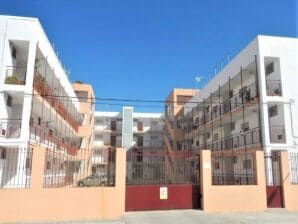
[38, 117, 41, 126]
[137, 121, 143, 131]
[206, 132, 211, 139]
[46, 161, 51, 170]
[75, 91, 88, 102]
[6, 95, 12, 107]
[110, 135, 116, 146]
[0, 148, 6, 159]
[111, 120, 116, 130]
[269, 105, 278, 117]
[151, 135, 158, 140]
[243, 159, 252, 169]
[11, 44, 17, 59]
[95, 119, 103, 124]
[151, 120, 158, 126]
[231, 122, 235, 131]
[265, 62, 274, 76]
[137, 136, 143, 147]
[95, 134, 103, 140]
[213, 133, 219, 141]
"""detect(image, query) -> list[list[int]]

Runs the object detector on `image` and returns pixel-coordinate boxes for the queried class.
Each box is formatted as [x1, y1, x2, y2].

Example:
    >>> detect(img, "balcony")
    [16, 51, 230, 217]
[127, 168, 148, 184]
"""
[33, 71, 81, 132]
[200, 128, 261, 151]
[4, 66, 26, 85]
[30, 123, 79, 155]
[195, 83, 258, 128]
[266, 80, 282, 96]
[269, 126, 286, 143]
[0, 120, 21, 138]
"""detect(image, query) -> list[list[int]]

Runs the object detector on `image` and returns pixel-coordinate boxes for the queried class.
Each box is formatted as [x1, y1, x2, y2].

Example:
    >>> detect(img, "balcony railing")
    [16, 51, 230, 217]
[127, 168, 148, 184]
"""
[194, 128, 261, 151]
[33, 71, 81, 132]
[5, 66, 26, 85]
[269, 126, 286, 143]
[266, 80, 282, 96]
[193, 83, 258, 127]
[0, 120, 21, 138]
[30, 123, 80, 155]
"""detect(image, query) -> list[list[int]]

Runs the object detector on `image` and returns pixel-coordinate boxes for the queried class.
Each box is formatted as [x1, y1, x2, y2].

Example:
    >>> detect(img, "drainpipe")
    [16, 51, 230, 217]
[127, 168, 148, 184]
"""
[289, 99, 298, 138]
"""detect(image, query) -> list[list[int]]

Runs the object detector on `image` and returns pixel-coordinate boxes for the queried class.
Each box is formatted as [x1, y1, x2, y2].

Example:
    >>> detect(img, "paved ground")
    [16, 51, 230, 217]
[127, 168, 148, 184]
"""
[18, 209, 298, 224]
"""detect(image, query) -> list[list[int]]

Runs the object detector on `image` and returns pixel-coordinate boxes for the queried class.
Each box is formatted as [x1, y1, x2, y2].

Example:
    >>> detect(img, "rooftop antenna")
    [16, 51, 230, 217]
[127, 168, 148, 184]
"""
[195, 76, 203, 89]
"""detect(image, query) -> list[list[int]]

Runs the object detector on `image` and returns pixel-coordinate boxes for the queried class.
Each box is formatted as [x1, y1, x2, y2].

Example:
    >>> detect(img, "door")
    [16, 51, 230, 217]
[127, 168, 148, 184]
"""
[265, 152, 283, 208]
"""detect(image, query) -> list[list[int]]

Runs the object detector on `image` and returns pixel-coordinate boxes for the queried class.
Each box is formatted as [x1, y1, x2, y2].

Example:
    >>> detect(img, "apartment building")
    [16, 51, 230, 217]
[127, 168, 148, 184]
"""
[92, 107, 163, 178]
[163, 88, 198, 155]
[179, 35, 298, 185]
[0, 15, 94, 188]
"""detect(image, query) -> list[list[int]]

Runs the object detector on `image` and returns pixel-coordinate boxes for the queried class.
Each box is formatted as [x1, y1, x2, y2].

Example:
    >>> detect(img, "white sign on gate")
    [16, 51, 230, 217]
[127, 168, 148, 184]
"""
[160, 187, 168, 200]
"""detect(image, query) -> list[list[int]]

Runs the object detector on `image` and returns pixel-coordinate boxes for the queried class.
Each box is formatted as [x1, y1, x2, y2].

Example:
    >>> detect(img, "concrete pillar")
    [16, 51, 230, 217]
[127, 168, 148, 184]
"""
[31, 146, 45, 189]
[200, 150, 211, 211]
[101, 148, 126, 219]
[279, 151, 298, 210]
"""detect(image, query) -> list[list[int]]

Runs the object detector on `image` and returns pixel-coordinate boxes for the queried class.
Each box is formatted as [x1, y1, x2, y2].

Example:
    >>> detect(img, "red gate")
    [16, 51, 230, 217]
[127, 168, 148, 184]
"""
[125, 184, 200, 211]
[265, 152, 283, 208]
[125, 150, 201, 211]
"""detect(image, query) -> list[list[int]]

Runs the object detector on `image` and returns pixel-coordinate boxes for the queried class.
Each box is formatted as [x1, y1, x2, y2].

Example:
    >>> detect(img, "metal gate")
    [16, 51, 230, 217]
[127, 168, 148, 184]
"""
[125, 150, 200, 211]
[265, 151, 283, 208]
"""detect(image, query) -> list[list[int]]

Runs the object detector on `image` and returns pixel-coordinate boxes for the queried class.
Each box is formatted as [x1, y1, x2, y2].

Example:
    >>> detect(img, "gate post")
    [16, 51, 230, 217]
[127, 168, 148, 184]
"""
[101, 148, 126, 218]
[200, 150, 211, 211]
[279, 151, 298, 210]
[31, 145, 45, 189]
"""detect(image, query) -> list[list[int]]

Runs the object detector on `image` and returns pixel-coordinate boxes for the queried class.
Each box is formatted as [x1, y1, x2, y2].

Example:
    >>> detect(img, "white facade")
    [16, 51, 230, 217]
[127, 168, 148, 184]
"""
[93, 109, 164, 150]
[184, 35, 298, 153]
[183, 35, 298, 185]
[0, 16, 82, 188]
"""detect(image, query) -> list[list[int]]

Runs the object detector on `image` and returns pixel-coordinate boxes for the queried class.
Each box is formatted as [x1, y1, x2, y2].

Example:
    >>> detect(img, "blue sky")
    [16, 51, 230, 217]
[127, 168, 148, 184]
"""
[0, 0, 297, 112]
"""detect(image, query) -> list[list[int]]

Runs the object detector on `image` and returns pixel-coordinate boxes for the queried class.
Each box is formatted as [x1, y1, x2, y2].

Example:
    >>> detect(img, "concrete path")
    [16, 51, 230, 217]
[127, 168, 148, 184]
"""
[16, 209, 298, 224]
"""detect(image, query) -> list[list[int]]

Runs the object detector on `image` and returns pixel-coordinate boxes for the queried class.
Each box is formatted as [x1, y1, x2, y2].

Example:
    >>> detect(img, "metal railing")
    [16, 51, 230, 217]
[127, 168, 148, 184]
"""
[43, 147, 116, 188]
[212, 151, 256, 185]
[5, 66, 26, 85]
[289, 152, 298, 184]
[202, 128, 261, 151]
[33, 71, 82, 131]
[266, 80, 282, 96]
[30, 123, 80, 156]
[186, 83, 258, 127]
[126, 156, 199, 185]
[0, 147, 33, 188]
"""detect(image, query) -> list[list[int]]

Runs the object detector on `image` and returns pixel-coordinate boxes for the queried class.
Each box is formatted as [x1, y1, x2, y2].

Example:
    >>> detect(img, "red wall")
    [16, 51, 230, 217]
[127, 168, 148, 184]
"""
[125, 184, 200, 211]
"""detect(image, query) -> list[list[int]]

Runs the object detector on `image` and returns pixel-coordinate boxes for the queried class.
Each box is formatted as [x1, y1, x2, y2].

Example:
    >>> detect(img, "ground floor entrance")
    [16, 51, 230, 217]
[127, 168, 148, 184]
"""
[265, 151, 284, 208]
[125, 151, 200, 211]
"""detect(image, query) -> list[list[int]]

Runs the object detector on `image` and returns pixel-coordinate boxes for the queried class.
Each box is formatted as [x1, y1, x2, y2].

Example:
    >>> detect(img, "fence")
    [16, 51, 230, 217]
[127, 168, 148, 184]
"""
[289, 152, 298, 184]
[126, 150, 199, 185]
[211, 151, 256, 185]
[264, 152, 281, 186]
[0, 147, 33, 188]
[44, 147, 116, 188]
